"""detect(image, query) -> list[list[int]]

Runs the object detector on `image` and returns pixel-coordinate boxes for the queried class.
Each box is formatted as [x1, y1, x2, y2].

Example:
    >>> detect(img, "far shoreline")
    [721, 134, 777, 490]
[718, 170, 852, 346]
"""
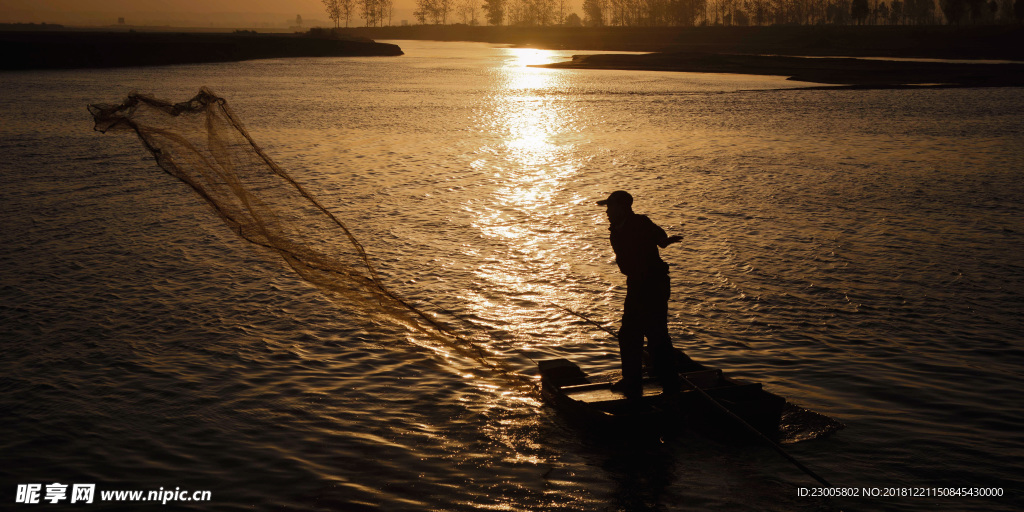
[340, 25, 1024, 61]
[0, 30, 403, 71]
[4, 25, 1022, 87]
[536, 52, 1024, 88]
[344, 24, 1024, 88]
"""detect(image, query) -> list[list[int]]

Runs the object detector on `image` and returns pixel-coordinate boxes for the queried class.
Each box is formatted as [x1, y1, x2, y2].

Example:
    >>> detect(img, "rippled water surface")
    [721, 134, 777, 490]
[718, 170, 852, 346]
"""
[2, 41, 1023, 511]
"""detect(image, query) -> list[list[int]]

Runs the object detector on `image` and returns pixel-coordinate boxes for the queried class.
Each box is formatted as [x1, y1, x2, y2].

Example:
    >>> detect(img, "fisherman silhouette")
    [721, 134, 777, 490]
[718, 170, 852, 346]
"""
[598, 190, 683, 400]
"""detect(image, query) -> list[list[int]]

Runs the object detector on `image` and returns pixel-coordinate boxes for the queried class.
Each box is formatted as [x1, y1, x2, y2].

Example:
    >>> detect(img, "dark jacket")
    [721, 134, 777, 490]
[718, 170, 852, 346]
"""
[609, 213, 670, 279]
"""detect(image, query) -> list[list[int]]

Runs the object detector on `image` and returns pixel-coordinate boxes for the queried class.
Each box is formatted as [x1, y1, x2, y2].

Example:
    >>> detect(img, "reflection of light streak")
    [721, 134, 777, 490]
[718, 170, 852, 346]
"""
[457, 47, 593, 380]
[482, 48, 580, 213]
[507, 48, 554, 67]
[502, 48, 563, 91]
[468, 47, 585, 244]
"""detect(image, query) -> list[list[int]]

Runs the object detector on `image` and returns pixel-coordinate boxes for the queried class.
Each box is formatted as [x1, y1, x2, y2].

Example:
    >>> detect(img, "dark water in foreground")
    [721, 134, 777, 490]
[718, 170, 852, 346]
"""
[2, 41, 1023, 510]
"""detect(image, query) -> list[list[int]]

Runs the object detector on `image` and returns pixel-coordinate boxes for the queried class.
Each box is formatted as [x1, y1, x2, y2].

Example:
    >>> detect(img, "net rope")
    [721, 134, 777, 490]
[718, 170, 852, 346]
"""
[89, 88, 529, 384]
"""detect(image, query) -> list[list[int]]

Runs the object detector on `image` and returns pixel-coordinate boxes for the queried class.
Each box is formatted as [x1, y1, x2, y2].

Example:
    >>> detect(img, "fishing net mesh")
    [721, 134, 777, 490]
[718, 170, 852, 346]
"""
[89, 88, 523, 380]
[89, 89, 387, 302]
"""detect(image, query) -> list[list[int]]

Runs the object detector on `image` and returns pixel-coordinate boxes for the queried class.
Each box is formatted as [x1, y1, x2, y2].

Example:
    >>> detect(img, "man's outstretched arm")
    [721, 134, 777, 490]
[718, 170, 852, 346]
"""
[659, 235, 683, 248]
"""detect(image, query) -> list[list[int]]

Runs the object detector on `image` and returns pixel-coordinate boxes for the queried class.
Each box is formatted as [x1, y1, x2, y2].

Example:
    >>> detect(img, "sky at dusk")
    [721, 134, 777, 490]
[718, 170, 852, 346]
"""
[1, 0, 580, 28]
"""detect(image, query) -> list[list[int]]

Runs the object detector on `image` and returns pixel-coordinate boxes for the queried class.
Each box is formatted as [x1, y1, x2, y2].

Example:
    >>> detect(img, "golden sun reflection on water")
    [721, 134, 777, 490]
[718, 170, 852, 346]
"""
[503, 47, 566, 78]
[473, 48, 583, 247]
[458, 48, 593, 356]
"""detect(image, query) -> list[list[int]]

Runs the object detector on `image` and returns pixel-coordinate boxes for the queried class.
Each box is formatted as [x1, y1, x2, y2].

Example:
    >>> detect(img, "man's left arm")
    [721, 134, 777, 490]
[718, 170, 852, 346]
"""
[648, 217, 682, 248]
[659, 235, 683, 248]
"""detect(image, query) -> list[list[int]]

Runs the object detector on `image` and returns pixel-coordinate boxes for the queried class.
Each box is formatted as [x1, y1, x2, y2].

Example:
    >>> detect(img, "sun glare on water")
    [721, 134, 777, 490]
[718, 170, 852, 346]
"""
[501, 47, 564, 91]
[455, 47, 592, 344]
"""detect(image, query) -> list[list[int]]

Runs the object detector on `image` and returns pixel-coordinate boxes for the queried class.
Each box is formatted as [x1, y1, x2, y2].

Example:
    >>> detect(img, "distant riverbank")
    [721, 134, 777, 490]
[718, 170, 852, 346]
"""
[339, 25, 1024, 61]
[0, 31, 403, 70]
[339, 25, 1024, 88]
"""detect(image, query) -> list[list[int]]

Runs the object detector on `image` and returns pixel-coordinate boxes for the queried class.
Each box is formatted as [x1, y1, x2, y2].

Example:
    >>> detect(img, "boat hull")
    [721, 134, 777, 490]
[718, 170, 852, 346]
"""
[539, 354, 785, 437]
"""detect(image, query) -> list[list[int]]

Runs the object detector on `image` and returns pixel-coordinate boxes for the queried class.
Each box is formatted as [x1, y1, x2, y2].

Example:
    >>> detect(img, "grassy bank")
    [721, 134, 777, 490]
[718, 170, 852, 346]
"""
[0, 31, 403, 71]
[340, 24, 1024, 60]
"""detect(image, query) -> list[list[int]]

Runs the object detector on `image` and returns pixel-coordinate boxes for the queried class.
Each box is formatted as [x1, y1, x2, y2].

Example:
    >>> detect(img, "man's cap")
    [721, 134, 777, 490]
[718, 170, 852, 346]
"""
[597, 190, 633, 207]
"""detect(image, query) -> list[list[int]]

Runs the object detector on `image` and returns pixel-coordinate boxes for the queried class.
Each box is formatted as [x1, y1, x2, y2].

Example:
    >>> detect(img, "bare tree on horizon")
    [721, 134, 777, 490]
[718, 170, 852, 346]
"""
[323, 0, 343, 27]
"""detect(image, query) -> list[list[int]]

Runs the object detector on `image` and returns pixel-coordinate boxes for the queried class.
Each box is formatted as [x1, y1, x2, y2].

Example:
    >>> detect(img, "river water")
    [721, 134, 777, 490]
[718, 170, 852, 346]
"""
[2, 40, 1022, 511]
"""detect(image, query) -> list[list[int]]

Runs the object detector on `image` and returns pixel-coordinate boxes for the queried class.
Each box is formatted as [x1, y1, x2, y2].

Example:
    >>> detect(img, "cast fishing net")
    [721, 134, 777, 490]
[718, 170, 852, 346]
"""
[89, 88, 523, 381]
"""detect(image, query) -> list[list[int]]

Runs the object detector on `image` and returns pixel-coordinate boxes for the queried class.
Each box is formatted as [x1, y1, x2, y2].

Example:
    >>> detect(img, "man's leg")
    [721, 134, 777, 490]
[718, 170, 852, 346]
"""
[644, 274, 679, 393]
[616, 281, 644, 399]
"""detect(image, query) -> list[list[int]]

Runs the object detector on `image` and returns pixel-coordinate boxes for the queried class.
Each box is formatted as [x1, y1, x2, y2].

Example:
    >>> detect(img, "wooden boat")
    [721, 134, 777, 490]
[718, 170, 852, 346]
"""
[539, 350, 786, 437]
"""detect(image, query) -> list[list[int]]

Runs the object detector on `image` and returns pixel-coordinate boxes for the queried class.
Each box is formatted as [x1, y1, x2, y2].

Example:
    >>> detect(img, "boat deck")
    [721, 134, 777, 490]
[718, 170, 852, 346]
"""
[539, 355, 786, 436]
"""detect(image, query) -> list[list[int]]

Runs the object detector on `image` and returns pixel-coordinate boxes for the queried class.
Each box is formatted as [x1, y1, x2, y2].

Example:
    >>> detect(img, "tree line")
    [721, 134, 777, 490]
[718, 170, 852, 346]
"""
[325, 0, 1024, 26]
[323, 0, 395, 27]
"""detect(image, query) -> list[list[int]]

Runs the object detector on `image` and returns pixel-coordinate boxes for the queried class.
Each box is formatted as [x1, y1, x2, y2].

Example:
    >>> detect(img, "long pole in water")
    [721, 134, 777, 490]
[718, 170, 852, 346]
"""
[551, 301, 833, 488]
[680, 375, 833, 487]
[550, 302, 619, 338]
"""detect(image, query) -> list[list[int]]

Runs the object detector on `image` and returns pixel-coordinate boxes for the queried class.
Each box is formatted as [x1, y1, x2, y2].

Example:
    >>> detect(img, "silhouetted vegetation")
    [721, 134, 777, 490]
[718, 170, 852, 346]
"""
[322, 0, 1020, 26]
[324, 0, 394, 26]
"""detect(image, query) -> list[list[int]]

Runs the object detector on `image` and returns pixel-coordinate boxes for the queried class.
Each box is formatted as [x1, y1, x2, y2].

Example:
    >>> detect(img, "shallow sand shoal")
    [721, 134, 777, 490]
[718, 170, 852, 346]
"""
[539, 52, 1024, 88]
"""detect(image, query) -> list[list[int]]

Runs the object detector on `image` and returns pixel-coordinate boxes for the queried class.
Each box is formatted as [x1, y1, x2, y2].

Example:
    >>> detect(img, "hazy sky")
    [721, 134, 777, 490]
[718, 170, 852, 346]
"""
[0, 0, 477, 27]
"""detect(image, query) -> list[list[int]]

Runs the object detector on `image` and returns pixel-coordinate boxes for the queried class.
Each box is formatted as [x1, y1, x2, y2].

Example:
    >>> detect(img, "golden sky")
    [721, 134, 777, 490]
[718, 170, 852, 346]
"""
[1, 0, 430, 27]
